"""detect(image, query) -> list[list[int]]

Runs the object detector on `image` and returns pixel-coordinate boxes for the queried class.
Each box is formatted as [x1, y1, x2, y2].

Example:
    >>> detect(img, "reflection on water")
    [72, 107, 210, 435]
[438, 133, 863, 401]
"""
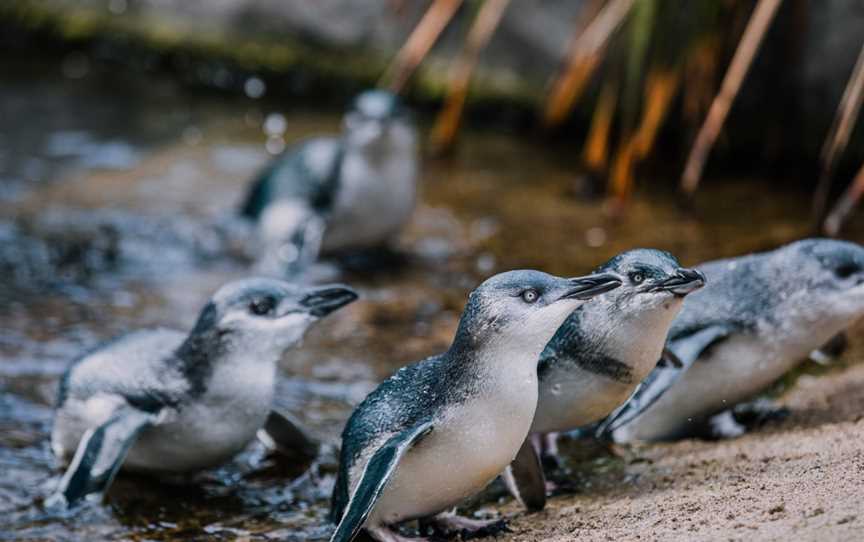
[2, 53, 864, 541]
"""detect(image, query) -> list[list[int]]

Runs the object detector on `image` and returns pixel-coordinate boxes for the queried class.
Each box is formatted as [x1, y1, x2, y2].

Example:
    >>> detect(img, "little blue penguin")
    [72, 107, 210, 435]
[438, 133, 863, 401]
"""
[48, 278, 357, 508]
[504, 249, 705, 510]
[240, 90, 419, 275]
[598, 238, 864, 442]
[328, 269, 622, 542]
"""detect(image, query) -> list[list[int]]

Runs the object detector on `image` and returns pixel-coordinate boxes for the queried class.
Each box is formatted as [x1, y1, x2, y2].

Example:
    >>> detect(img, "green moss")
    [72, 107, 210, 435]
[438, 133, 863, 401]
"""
[1, 1, 382, 81]
[0, 0, 544, 108]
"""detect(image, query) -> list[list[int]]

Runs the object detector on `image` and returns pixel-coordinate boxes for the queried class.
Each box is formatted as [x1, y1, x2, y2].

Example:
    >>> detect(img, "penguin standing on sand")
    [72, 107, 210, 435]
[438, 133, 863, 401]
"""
[49, 278, 357, 508]
[240, 90, 419, 275]
[535, 250, 705, 437]
[329, 269, 622, 542]
[505, 249, 705, 510]
[596, 238, 864, 443]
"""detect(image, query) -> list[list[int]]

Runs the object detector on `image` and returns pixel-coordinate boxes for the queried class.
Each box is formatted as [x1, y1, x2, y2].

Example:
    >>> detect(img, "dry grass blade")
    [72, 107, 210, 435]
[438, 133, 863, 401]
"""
[823, 161, 864, 236]
[429, 0, 511, 154]
[680, 0, 783, 196]
[609, 136, 637, 211]
[584, 81, 618, 172]
[683, 37, 719, 125]
[379, 0, 464, 93]
[812, 43, 864, 221]
[608, 68, 680, 207]
[632, 68, 679, 158]
[543, 0, 636, 129]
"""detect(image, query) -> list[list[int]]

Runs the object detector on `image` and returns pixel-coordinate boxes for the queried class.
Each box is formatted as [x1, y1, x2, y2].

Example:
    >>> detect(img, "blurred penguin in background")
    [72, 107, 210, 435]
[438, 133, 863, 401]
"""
[240, 90, 419, 276]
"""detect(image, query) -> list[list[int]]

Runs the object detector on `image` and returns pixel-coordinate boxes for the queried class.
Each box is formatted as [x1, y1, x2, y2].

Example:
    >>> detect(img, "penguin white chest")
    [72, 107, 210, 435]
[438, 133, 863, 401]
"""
[367, 370, 538, 525]
[534, 367, 633, 433]
[323, 150, 417, 251]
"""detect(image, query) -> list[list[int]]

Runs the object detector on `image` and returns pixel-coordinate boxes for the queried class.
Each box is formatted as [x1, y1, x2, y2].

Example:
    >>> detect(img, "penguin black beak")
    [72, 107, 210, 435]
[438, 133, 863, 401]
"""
[655, 268, 706, 296]
[299, 285, 358, 317]
[560, 273, 622, 301]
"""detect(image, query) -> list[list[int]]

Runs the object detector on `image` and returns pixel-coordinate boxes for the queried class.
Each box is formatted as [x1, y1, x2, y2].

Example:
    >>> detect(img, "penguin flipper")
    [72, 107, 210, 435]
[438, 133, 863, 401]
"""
[259, 410, 319, 461]
[595, 324, 731, 438]
[505, 438, 547, 512]
[809, 331, 848, 365]
[330, 420, 434, 542]
[658, 347, 683, 368]
[47, 407, 157, 509]
[290, 213, 326, 275]
[257, 201, 326, 276]
[239, 165, 274, 219]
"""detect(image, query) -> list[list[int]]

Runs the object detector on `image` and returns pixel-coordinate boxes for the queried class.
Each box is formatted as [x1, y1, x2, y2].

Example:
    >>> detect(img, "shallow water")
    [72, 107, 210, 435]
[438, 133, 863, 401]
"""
[2, 53, 864, 541]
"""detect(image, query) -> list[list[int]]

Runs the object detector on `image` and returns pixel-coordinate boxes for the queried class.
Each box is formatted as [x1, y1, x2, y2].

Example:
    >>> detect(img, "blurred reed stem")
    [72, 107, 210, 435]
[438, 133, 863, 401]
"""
[429, 0, 511, 155]
[380, 0, 464, 93]
[812, 43, 864, 224]
[543, 0, 635, 129]
[680, 0, 783, 196]
[824, 161, 864, 236]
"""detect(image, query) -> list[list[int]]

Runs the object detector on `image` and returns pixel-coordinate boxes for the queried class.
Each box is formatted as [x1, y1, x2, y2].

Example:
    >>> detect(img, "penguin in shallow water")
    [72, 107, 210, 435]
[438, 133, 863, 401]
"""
[329, 270, 622, 542]
[596, 238, 864, 443]
[505, 249, 705, 510]
[240, 90, 418, 275]
[49, 278, 357, 508]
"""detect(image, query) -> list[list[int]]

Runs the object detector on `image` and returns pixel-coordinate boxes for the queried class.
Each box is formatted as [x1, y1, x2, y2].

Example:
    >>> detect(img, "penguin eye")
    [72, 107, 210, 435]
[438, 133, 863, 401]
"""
[629, 272, 645, 284]
[520, 289, 539, 304]
[835, 263, 859, 279]
[249, 296, 277, 317]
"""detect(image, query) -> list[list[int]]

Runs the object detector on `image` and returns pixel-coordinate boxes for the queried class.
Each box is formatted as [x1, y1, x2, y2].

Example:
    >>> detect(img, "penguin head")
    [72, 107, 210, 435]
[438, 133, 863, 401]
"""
[189, 278, 358, 358]
[772, 238, 864, 323]
[453, 270, 622, 354]
[343, 90, 415, 152]
[592, 249, 705, 318]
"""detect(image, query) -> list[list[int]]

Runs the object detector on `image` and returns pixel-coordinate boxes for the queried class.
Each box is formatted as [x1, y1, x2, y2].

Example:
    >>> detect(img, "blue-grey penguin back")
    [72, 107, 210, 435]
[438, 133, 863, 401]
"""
[669, 238, 864, 342]
[669, 243, 799, 338]
[56, 328, 190, 415]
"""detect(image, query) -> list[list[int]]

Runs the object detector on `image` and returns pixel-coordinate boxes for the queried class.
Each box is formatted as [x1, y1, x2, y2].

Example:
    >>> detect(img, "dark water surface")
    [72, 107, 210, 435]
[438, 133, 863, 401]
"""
[2, 55, 863, 541]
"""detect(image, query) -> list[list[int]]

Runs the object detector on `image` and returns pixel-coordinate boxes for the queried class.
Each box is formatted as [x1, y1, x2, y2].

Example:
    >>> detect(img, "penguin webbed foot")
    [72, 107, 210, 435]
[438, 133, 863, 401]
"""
[707, 410, 747, 439]
[731, 399, 791, 429]
[707, 401, 790, 440]
[809, 331, 849, 365]
[259, 410, 319, 462]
